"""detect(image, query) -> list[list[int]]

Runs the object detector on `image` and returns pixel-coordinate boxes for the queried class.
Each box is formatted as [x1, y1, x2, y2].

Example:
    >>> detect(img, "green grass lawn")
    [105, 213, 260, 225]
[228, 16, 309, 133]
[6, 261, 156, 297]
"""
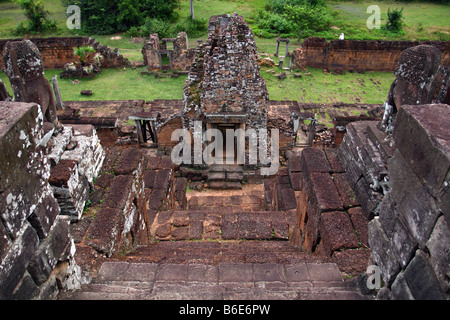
[262, 66, 394, 104]
[0, 65, 394, 104]
[329, 0, 450, 41]
[0, 67, 188, 101]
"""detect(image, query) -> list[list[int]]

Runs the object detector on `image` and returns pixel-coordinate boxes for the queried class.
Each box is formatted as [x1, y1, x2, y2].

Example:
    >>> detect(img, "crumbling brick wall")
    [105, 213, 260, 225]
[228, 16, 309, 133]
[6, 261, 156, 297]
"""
[0, 37, 129, 70]
[0, 101, 79, 299]
[301, 37, 450, 72]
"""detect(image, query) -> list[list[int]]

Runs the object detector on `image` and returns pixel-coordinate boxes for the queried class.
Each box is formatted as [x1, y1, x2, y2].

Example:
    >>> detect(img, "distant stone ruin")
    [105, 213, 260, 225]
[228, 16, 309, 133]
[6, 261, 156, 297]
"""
[381, 45, 443, 133]
[142, 32, 195, 71]
[2, 40, 60, 130]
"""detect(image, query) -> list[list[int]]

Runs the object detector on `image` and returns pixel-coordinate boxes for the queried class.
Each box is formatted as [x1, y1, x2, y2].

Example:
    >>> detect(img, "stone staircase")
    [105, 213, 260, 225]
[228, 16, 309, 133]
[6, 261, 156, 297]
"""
[207, 165, 244, 189]
[59, 241, 370, 300]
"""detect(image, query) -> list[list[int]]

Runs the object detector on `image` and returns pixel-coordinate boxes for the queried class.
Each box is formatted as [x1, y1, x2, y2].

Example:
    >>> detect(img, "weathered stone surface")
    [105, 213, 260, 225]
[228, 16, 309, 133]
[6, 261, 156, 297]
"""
[393, 104, 450, 198]
[426, 216, 450, 293]
[289, 172, 303, 191]
[376, 191, 399, 235]
[0, 102, 50, 238]
[102, 175, 134, 210]
[154, 169, 171, 191]
[380, 45, 442, 133]
[324, 148, 345, 173]
[353, 176, 381, 219]
[143, 170, 156, 189]
[391, 219, 417, 268]
[403, 250, 446, 300]
[95, 173, 115, 189]
[287, 155, 302, 173]
[347, 207, 368, 247]
[319, 211, 359, 256]
[389, 149, 440, 247]
[0, 222, 11, 266]
[85, 207, 123, 257]
[368, 217, 400, 286]
[280, 188, 297, 210]
[28, 218, 70, 285]
[9, 271, 40, 300]
[0, 223, 39, 299]
[174, 177, 187, 192]
[2, 40, 59, 127]
[148, 188, 167, 211]
[391, 272, 414, 300]
[332, 173, 359, 209]
[332, 248, 371, 277]
[47, 126, 73, 165]
[219, 263, 253, 282]
[49, 160, 78, 188]
[172, 211, 189, 227]
[308, 172, 343, 213]
[301, 148, 331, 174]
[28, 192, 61, 239]
[113, 147, 143, 176]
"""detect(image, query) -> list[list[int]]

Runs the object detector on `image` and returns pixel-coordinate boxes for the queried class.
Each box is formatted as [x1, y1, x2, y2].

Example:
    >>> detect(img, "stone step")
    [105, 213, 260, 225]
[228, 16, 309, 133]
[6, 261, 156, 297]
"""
[207, 171, 226, 181]
[59, 260, 370, 300]
[209, 164, 244, 173]
[226, 171, 244, 181]
[209, 180, 242, 189]
[118, 240, 327, 264]
[150, 211, 294, 241]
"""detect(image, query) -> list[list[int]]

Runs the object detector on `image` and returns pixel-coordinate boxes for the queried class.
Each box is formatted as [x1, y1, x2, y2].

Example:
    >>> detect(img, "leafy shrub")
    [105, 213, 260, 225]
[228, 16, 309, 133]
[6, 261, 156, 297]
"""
[126, 15, 207, 38]
[13, 0, 57, 35]
[382, 8, 404, 33]
[258, 0, 333, 37]
[257, 10, 294, 34]
[62, 0, 178, 35]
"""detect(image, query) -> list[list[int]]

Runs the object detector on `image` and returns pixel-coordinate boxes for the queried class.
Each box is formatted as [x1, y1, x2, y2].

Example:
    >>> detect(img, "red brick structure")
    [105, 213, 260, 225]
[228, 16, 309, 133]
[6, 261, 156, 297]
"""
[0, 37, 129, 70]
[300, 37, 450, 72]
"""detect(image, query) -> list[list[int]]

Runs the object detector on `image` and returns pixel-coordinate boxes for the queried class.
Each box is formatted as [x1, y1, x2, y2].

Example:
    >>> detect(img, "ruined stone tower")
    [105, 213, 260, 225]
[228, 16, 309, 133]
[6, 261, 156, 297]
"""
[183, 13, 269, 131]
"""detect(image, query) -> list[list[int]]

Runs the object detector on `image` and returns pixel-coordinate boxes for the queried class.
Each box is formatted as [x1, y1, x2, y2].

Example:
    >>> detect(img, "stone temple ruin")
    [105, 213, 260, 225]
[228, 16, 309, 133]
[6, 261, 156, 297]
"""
[0, 13, 449, 300]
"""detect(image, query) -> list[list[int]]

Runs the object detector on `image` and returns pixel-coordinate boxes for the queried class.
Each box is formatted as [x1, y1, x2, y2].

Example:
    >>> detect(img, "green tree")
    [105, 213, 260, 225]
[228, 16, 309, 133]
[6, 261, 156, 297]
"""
[383, 8, 404, 33]
[14, 0, 57, 35]
[62, 0, 178, 35]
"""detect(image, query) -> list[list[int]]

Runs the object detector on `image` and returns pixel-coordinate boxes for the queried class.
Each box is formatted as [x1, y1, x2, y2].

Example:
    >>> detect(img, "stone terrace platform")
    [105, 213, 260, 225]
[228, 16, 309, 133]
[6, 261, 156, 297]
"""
[59, 99, 382, 129]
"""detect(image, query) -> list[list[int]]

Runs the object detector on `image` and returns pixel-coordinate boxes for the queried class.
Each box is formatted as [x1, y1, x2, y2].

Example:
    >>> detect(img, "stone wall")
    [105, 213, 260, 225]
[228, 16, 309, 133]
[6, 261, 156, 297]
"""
[0, 102, 80, 299]
[142, 32, 195, 71]
[288, 148, 370, 276]
[301, 37, 450, 72]
[85, 147, 148, 257]
[0, 37, 129, 70]
[338, 104, 449, 299]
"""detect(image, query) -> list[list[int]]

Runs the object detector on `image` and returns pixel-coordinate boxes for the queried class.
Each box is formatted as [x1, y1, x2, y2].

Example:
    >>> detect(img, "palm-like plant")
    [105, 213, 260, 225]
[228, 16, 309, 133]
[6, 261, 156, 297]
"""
[73, 46, 96, 66]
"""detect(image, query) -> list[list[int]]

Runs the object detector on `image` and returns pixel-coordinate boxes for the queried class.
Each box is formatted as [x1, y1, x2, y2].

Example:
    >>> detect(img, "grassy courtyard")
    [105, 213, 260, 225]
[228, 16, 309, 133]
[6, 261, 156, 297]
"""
[0, 0, 443, 104]
[0, 65, 394, 104]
